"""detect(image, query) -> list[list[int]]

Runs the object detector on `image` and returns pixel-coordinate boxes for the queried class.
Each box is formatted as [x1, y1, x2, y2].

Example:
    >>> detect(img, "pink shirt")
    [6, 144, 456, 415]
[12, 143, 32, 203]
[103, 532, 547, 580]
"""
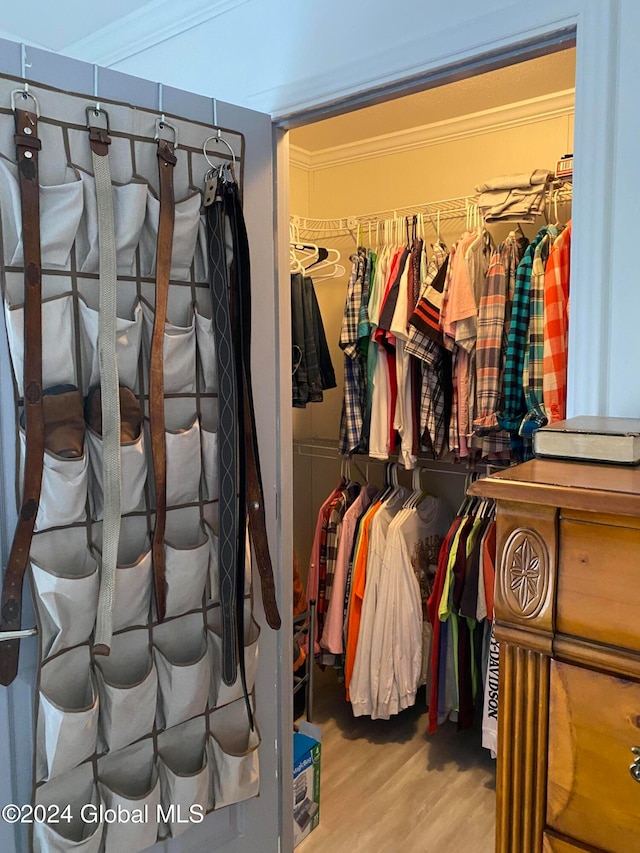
[320, 485, 378, 654]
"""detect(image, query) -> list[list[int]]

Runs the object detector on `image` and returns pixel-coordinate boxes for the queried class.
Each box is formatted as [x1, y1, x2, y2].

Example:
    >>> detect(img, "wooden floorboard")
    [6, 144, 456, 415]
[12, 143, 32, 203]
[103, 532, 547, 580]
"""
[297, 667, 496, 853]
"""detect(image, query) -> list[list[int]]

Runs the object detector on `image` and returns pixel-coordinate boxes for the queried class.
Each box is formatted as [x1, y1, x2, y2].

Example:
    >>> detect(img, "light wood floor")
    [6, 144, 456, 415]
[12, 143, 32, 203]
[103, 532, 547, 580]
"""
[297, 667, 496, 853]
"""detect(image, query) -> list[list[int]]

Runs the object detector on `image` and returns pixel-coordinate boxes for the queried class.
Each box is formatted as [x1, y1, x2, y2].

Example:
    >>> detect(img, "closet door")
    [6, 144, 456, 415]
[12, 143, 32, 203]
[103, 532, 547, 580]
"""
[0, 40, 291, 853]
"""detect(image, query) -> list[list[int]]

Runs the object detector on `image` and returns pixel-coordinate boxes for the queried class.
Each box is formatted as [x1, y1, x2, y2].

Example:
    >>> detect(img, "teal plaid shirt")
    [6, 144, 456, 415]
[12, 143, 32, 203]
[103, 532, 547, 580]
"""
[497, 227, 549, 453]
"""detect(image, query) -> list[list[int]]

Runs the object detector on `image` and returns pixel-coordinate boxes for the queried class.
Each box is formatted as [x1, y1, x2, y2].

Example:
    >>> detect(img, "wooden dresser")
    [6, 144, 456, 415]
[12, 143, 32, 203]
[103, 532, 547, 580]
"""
[469, 459, 640, 853]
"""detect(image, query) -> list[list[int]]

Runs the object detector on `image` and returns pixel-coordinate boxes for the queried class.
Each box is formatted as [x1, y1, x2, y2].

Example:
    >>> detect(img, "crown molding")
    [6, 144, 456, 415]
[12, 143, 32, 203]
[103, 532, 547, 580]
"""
[62, 0, 251, 67]
[290, 89, 574, 173]
[289, 146, 313, 171]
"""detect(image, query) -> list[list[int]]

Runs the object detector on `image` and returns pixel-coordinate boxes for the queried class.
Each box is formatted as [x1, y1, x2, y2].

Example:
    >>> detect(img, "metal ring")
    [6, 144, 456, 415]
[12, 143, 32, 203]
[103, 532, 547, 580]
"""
[10, 88, 40, 116]
[203, 134, 236, 169]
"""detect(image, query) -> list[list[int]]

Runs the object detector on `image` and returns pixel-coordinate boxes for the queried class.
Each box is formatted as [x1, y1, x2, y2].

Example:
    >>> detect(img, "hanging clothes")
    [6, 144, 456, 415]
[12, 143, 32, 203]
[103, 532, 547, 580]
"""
[320, 484, 378, 656]
[426, 498, 496, 736]
[291, 272, 336, 407]
[339, 253, 369, 454]
[543, 220, 572, 423]
[473, 231, 529, 458]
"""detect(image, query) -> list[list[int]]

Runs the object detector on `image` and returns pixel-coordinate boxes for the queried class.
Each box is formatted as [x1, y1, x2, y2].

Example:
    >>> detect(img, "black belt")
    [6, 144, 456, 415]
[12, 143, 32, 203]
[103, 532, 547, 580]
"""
[204, 168, 281, 727]
[0, 96, 45, 686]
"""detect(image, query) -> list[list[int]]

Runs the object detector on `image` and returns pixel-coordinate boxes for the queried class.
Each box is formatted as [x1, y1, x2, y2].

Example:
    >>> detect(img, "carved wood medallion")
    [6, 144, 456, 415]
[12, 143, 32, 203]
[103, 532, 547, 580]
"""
[502, 528, 550, 619]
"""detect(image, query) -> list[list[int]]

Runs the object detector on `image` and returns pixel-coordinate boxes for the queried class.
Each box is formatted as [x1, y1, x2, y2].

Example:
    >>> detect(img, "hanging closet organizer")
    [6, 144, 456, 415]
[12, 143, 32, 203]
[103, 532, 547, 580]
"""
[0, 74, 269, 853]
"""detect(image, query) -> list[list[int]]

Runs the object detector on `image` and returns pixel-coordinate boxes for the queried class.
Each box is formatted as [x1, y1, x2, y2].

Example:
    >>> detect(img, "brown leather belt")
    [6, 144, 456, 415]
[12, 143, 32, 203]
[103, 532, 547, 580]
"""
[149, 126, 177, 621]
[0, 100, 45, 686]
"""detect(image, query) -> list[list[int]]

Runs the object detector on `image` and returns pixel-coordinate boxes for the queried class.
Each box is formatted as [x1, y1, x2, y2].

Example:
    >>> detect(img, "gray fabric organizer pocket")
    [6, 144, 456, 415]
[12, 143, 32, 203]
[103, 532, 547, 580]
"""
[97, 740, 160, 853]
[33, 765, 104, 853]
[36, 646, 98, 782]
[208, 610, 260, 709]
[208, 697, 260, 809]
[19, 429, 88, 532]
[153, 614, 210, 730]
[162, 517, 211, 619]
[95, 630, 157, 753]
[141, 301, 197, 394]
[5, 292, 78, 396]
[86, 427, 146, 519]
[157, 718, 211, 839]
[30, 528, 98, 660]
[165, 414, 201, 507]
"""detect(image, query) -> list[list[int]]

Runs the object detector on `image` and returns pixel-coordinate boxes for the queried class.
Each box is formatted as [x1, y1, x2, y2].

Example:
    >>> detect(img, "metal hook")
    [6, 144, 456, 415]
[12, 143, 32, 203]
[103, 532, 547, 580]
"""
[20, 44, 32, 92]
[203, 134, 236, 169]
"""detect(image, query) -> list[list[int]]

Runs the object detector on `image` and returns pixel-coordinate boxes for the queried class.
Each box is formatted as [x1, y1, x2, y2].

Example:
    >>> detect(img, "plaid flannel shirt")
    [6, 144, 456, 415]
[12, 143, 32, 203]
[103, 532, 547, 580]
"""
[339, 253, 368, 454]
[543, 221, 571, 423]
[406, 246, 449, 457]
[521, 229, 557, 435]
[498, 228, 548, 449]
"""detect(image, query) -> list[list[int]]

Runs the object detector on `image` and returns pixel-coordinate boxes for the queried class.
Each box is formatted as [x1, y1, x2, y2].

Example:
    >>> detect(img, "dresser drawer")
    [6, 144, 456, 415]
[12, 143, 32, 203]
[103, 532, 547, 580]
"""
[547, 661, 640, 852]
[543, 832, 607, 852]
[557, 516, 640, 653]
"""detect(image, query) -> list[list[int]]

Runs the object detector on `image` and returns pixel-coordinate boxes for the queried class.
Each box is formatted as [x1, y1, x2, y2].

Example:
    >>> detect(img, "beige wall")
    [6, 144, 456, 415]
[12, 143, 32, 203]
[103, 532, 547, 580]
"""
[290, 163, 311, 217]
[290, 107, 573, 578]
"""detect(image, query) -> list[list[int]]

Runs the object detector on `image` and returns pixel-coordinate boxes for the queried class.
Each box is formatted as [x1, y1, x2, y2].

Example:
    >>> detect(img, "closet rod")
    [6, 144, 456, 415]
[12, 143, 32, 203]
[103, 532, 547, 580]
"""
[291, 182, 573, 236]
[293, 440, 481, 477]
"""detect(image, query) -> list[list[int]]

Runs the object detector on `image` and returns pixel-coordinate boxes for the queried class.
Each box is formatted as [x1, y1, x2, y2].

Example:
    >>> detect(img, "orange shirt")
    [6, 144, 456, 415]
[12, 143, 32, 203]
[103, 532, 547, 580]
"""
[344, 500, 381, 700]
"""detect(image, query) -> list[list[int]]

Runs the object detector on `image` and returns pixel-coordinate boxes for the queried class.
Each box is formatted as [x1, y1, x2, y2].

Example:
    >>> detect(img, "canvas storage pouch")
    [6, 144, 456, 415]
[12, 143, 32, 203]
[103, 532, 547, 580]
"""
[208, 697, 260, 809]
[200, 417, 219, 502]
[76, 174, 148, 276]
[18, 384, 88, 531]
[79, 298, 143, 393]
[30, 527, 98, 660]
[97, 740, 160, 853]
[33, 765, 104, 853]
[141, 300, 197, 394]
[36, 646, 99, 782]
[153, 615, 210, 730]
[208, 610, 259, 709]
[157, 718, 211, 839]
[92, 519, 152, 632]
[163, 520, 210, 619]
[0, 157, 83, 269]
[5, 292, 77, 396]
[85, 386, 146, 519]
[194, 304, 218, 392]
[140, 189, 202, 281]
[94, 630, 157, 753]
[165, 414, 201, 507]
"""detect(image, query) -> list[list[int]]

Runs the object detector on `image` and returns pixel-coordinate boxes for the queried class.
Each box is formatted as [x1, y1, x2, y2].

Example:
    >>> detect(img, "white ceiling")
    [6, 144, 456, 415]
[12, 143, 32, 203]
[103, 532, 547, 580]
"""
[291, 48, 576, 151]
[1, 0, 150, 52]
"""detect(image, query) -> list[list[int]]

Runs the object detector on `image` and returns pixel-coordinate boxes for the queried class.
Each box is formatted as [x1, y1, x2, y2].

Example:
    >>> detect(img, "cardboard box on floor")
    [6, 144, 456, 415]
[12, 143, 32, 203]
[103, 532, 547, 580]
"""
[293, 722, 321, 847]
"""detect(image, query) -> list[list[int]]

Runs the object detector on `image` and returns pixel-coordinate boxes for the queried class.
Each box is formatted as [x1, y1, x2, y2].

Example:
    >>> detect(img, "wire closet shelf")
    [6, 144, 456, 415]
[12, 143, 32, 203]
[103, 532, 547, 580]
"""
[290, 181, 573, 240]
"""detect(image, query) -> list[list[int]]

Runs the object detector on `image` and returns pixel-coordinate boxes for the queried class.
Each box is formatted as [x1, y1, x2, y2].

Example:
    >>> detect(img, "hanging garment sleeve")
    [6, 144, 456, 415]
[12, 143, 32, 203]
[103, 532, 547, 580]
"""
[149, 129, 177, 621]
[205, 176, 239, 685]
[0, 100, 45, 685]
[227, 181, 281, 631]
[87, 109, 122, 655]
